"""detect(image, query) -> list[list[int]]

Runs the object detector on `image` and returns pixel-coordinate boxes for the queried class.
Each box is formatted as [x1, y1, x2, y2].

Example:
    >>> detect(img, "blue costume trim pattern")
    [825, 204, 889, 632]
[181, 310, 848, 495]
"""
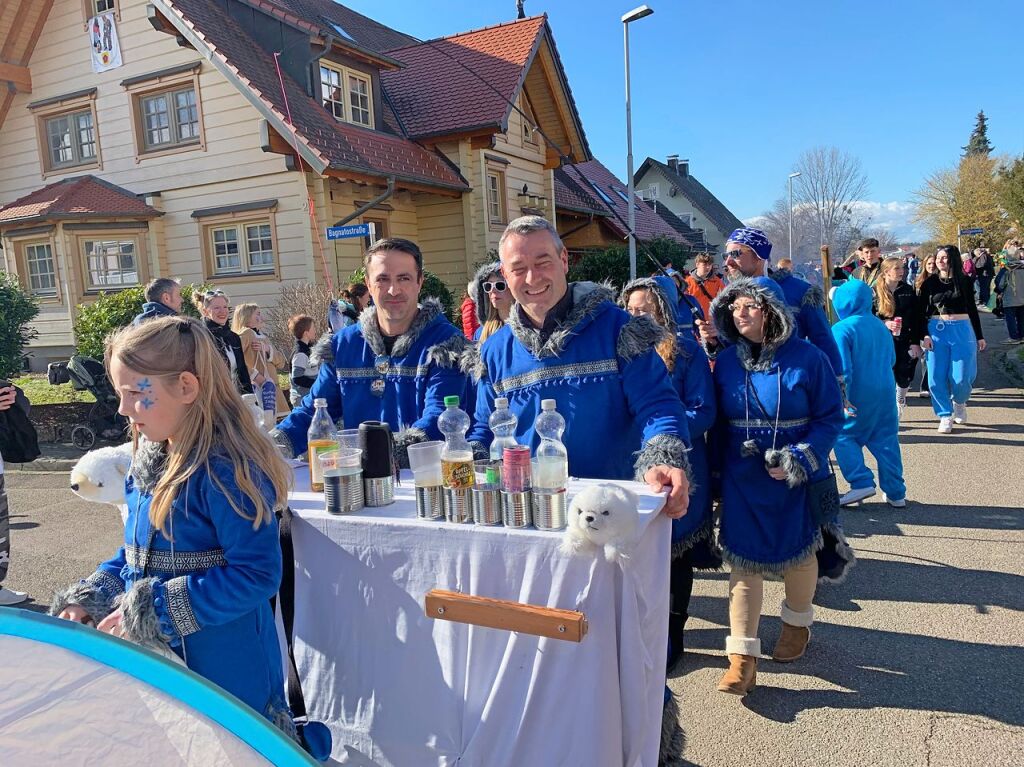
[126, 545, 227, 573]
[164, 575, 201, 637]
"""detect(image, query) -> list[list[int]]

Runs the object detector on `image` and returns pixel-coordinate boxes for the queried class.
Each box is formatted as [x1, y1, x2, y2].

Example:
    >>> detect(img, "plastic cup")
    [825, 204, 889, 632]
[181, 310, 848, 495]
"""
[338, 429, 361, 451]
[319, 448, 362, 477]
[408, 440, 443, 487]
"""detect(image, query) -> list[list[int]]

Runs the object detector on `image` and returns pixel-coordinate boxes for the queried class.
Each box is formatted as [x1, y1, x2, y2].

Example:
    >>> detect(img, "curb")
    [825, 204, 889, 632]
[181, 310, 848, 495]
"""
[7, 458, 78, 473]
[993, 350, 1024, 389]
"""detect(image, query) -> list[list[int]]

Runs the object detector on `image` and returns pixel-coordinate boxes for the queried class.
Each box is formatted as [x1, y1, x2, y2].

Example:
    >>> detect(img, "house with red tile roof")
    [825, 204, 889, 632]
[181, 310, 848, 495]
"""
[0, 0, 590, 368]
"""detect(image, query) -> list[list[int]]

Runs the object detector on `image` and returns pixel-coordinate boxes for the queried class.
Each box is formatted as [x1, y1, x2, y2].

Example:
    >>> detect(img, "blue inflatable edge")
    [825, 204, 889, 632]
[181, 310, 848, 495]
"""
[0, 608, 316, 766]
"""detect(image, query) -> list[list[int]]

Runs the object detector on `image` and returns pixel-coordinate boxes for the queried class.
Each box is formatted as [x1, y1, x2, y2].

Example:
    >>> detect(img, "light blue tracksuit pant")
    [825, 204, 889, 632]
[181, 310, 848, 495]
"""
[926, 318, 978, 418]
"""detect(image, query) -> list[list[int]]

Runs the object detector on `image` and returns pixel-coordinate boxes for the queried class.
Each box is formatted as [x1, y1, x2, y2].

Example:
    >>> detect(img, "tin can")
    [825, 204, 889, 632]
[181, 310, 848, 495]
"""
[892, 316, 903, 337]
[502, 445, 532, 493]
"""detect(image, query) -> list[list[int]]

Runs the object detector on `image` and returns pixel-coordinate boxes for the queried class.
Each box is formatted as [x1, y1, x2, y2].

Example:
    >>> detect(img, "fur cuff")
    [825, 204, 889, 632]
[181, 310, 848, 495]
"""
[460, 343, 487, 382]
[817, 522, 857, 585]
[659, 692, 686, 766]
[270, 428, 296, 460]
[634, 434, 693, 486]
[780, 601, 814, 628]
[394, 426, 428, 469]
[49, 572, 123, 624]
[802, 284, 826, 309]
[426, 334, 469, 370]
[469, 440, 489, 461]
[764, 447, 809, 488]
[118, 577, 174, 648]
[616, 314, 667, 363]
[309, 332, 334, 367]
[725, 636, 762, 657]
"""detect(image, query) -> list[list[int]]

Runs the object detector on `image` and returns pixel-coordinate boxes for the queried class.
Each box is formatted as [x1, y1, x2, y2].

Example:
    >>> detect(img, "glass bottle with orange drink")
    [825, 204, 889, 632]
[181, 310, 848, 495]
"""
[307, 397, 339, 492]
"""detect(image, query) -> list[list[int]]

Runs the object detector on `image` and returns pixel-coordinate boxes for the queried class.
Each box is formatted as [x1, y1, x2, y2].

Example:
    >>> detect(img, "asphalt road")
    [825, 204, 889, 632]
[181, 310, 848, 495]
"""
[2, 312, 1021, 766]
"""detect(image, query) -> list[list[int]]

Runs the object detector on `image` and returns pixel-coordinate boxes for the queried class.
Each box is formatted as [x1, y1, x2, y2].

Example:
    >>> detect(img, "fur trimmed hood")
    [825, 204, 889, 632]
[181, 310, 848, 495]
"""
[507, 281, 617, 359]
[710, 277, 796, 371]
[359, 297, 445, 358]
[468, 262, 503, 327]
[619, 277, 678, 335]
[772, 267, 826, 308]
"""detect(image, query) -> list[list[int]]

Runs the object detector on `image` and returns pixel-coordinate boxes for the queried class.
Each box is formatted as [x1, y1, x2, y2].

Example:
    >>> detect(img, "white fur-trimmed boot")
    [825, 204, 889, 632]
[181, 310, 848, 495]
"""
[772, 602, 813, 662]
[718, 637, 759, 695]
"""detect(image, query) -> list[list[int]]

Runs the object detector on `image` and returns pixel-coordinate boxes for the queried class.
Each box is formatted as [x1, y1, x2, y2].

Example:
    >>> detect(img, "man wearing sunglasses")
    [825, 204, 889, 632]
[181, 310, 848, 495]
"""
[697, 227, 843, 380]
[273, 238, 471, 464]
[464, 215, 693, 520]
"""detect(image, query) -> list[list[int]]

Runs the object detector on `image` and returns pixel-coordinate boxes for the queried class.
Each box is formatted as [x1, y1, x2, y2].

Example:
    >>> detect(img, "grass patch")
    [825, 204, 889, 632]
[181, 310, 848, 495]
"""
[12, 373, 96, 406]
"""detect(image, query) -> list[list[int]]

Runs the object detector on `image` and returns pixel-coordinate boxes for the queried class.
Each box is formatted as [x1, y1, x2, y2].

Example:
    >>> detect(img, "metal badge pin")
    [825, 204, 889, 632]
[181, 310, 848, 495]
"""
[370, 378, 386, 397]
[374, 355, 390, 375]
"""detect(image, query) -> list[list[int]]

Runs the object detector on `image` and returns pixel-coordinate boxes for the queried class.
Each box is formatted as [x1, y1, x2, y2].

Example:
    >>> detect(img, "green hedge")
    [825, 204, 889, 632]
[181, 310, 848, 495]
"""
[347, 267, 456, 324]
[0, 272, 39, 378]
[72, 284, 205, 359]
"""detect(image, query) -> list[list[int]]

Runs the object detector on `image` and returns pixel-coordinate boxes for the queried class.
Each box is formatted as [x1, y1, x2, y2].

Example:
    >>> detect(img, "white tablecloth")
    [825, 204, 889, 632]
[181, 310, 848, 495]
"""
[288, 468, 670, 767]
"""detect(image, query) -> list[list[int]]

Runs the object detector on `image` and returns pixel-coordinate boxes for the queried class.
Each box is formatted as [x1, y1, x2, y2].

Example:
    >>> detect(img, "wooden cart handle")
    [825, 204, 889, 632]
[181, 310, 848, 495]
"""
[424, 588, 588, 643]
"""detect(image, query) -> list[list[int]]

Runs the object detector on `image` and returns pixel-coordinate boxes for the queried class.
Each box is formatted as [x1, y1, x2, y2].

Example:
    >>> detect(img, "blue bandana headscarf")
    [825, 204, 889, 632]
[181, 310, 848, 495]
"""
[727, 227, 773, 261]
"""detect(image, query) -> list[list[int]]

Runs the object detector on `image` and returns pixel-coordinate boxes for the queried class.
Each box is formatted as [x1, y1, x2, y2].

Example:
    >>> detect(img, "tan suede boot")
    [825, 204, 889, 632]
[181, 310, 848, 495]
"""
[771, 623, 811, 662]
[717, 654, 757, 695]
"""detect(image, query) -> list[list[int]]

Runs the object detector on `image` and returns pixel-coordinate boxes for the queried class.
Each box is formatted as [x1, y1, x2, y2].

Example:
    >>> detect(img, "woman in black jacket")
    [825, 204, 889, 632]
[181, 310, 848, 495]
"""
[193, 289, 252, 395]
[873, 257, 921, 419]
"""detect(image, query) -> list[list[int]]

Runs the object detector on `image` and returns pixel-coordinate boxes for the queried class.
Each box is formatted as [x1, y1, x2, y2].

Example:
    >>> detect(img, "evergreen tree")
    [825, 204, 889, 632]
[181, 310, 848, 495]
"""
[962, 110, 993, 157]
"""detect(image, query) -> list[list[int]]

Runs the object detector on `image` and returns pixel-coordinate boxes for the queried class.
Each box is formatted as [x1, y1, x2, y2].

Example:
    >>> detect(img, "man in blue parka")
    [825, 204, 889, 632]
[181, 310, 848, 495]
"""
[830, 279, 907, 507]
[273, 238, 470, 463]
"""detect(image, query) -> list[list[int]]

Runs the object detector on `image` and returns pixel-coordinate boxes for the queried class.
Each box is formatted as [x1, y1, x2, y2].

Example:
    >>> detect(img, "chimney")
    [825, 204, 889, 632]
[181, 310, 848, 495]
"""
[679, 159, 689, 178]
[667, 154, 679, 172]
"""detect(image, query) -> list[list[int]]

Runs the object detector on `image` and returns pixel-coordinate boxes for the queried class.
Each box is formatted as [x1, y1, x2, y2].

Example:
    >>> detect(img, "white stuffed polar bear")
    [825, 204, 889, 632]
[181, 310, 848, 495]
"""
[70, 442, 133, 506]
[560, 483, 640, 564]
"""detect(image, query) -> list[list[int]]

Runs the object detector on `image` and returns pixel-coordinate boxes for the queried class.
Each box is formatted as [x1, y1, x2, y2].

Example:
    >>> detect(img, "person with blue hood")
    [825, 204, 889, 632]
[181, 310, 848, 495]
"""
[273, 238, 471, 466]
[697, 228, 844, 383]
[653, 272, 703, 343]
[709, 276, 848, 696]
[621, 277, 718, 668]
[830, 279, 906, 507]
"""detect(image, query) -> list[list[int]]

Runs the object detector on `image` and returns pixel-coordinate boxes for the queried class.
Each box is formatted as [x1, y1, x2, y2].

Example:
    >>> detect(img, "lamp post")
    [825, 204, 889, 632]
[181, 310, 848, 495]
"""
[622, 4, 653, 280]
[788, 171, 801, 262]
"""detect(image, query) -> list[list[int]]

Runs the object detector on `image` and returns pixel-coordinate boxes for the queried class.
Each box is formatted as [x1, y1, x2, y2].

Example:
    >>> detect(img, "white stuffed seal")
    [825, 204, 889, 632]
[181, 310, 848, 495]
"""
[69, 442, 133, 506]
[560, 483, 640, 563]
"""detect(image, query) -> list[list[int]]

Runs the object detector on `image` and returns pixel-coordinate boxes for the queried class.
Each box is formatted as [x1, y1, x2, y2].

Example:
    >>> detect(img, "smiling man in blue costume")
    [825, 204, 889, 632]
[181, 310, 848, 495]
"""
[463, 215, 692, 764]
[697, 227, 844, 382]
[273, 238, 470, 463]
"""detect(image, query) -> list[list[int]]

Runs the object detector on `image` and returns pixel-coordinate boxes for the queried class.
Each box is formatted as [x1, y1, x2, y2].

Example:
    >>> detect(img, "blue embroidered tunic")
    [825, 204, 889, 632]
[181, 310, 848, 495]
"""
[276, 298, 470, 456]
[466, 283, 691, 481]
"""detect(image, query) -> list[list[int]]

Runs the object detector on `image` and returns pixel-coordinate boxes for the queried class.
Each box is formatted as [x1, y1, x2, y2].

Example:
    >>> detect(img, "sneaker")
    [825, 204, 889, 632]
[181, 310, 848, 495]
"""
[895, 386, 908, 406]
[938, 416, 953, 434]
[897, 402, 906, 422]
[0, 587, 28, 606]
[919, 389, 931, 398]
[840, 487, 876, 506]
[953, 403, 967, 424]
[1001, 338, 1020, 345]
[882, 493, 907, 508]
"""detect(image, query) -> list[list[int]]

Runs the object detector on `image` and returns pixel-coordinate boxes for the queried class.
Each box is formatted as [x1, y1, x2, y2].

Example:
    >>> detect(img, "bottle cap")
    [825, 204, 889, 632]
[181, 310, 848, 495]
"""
[444, 395, 460, 407]
[494, 397, 509, 408]
[314, 398, 328, 407]
[541, 399, 556, 411]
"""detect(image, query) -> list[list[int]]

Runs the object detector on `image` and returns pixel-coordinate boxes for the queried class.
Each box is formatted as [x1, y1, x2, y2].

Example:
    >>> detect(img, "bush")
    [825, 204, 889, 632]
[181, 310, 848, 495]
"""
[264, 282, 334, 357]
[72, 284, 205, 359]
[347, 267, 456, 324]
[0, 272, 39, 378]
[567, 237, 694, 291]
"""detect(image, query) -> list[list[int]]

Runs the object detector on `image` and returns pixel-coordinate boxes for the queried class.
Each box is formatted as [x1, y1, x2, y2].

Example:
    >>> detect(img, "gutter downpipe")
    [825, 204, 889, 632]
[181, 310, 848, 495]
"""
[333, 177, 396, 227]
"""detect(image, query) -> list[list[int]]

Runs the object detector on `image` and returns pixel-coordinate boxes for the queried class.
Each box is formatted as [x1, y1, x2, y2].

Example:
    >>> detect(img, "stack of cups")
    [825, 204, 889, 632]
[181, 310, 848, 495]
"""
[471, 459, 502, 525]
[407, 440, 444, 520]
[320, 448, 364, 514]
[360, 421, 395, 506]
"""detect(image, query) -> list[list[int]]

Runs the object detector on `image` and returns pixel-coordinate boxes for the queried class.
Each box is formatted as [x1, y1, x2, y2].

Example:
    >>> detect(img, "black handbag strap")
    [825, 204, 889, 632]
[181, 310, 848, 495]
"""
[696, 279, 715, 303]
[746, 372, 835, 478]
[273, 506, 307, 719]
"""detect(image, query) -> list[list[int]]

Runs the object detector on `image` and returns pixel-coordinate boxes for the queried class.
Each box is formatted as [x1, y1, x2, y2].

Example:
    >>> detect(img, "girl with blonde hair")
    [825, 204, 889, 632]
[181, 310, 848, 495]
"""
[233, 302, 288, 429]
[51, 316, 296, 734]
[468, 263, 513, 343]
[873, 257, 921, 418]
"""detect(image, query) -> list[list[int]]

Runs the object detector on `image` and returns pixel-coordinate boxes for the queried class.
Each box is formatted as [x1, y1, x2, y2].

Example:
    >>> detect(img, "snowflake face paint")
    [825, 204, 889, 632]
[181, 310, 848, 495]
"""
[109, 360, 192, 444]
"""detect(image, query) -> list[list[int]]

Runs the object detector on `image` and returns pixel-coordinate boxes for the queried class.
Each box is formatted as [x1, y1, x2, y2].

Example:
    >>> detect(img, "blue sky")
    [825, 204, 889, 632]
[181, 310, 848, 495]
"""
[346, 0, 1024, 241]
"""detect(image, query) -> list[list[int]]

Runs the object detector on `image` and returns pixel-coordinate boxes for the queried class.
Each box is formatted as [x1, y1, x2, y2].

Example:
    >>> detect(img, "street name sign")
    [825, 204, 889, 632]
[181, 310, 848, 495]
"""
[326, 224, 371, 240]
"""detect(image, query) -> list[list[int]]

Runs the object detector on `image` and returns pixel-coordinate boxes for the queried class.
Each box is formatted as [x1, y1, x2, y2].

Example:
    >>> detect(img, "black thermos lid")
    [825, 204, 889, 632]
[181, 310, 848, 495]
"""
[359, 421, 394, 479]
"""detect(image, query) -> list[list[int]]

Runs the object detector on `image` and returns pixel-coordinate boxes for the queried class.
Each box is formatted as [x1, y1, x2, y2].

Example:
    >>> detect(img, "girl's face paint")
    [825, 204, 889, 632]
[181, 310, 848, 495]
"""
[110, 359, 192, 444]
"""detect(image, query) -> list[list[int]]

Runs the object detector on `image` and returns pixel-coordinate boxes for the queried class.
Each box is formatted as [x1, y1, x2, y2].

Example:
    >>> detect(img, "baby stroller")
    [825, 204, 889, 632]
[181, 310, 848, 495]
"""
[47, 356, 127, 449]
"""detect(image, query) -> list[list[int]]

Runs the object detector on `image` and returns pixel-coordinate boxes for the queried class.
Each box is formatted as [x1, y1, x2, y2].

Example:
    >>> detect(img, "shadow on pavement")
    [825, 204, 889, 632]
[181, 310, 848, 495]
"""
[842, 502, 1023, 535]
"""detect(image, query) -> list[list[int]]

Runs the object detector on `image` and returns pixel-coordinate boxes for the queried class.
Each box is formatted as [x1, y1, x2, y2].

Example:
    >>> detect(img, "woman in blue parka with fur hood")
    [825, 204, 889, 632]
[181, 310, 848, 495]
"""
[709, 277, 847, 696]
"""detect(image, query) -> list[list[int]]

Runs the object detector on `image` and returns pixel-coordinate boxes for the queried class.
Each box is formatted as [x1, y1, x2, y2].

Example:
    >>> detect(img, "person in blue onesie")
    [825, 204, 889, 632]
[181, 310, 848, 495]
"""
[463, 216, 692, 764]
[830, 279, 907, 507]
[621, 277, 718, 669]
[273, 238, 471, 466]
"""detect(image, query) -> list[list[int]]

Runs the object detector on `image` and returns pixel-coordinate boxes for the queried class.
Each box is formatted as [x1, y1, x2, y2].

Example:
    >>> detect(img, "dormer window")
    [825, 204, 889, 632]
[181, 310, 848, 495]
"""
[320, 62, 373, 128]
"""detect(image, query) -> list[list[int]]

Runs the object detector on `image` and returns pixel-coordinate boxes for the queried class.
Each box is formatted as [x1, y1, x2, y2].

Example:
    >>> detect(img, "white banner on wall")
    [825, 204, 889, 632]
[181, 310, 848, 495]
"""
[88, 13, 123, 73]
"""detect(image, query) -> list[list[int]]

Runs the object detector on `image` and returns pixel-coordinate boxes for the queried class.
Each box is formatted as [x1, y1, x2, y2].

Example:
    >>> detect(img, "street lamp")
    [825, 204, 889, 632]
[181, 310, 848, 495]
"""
[788, 171, 801, 262]
[623, 4, 653, 280]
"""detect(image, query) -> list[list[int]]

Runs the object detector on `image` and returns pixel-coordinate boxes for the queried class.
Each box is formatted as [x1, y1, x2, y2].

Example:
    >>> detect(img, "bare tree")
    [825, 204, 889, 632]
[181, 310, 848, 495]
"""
[794, 147, 869, 251]
[754, 198, 821, 266]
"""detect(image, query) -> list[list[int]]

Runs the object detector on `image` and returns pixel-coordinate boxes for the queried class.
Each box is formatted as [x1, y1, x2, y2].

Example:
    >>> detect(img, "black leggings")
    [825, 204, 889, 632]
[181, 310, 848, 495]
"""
[893, 337, 918, 388]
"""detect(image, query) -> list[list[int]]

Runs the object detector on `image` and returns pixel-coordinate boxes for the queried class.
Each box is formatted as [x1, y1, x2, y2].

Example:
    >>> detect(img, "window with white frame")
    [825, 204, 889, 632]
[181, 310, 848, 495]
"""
[487, 171, 506, 225]
[94, 0, 115, 13]
[209, 221, 275, 276]
[320, 62, 374, 127]
[139, 86, 199, 151]
[83, 239, 138, 289]
[44, 110, 97, 170]
[25, 242, 58, 297]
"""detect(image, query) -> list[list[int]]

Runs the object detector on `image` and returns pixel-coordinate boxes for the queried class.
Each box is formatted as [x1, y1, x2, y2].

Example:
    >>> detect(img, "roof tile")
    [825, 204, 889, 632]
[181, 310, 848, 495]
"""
[0, 175, 161, 225]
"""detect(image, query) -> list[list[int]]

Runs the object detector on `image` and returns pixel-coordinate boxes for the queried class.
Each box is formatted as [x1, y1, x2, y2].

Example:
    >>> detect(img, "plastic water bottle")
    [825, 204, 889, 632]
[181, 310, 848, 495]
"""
[438, 395, 474, 489]
[533, 399, 568, 491]
[489, 397, 519, 461]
